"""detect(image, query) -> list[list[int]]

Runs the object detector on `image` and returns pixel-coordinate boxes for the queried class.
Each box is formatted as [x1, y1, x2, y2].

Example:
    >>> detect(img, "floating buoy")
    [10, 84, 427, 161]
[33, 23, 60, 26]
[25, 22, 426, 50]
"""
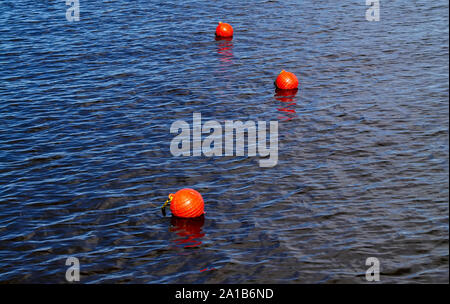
[275, 70, 299, 90]
[215, 22, 233, 38]
[162, 188, 205, 218]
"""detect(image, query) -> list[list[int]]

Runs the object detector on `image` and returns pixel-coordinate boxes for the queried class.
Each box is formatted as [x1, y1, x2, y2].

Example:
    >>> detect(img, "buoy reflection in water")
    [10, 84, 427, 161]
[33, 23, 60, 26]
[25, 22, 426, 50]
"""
[170, 215, 205, 248]
[274, 88, 298, 121]
[215, 36, 234, 64]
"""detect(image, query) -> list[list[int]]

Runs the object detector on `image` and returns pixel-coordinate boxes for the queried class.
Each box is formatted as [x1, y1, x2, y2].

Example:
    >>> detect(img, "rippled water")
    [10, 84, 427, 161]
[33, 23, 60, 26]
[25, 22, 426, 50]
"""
[0, 0, 448, 283]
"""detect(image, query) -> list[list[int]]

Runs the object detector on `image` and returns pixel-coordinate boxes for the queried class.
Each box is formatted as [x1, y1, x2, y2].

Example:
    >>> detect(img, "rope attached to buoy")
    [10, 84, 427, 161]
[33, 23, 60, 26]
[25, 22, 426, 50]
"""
[161, 194, 174, 217]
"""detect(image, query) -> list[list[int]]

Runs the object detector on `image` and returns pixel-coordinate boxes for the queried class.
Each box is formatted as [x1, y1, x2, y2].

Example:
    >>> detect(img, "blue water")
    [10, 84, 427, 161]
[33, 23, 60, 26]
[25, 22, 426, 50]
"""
[0, 0, 448, 283]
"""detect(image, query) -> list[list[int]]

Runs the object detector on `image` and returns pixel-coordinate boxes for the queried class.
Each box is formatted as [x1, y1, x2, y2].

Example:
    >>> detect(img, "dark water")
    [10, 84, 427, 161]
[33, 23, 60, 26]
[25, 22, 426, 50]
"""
[0, 0, 448, 283]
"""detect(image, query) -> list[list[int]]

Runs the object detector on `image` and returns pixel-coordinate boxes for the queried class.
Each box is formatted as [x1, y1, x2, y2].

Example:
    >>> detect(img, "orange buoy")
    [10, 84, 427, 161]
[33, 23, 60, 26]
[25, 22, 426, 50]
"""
[275, 70, 299, 90]
[215, 22, 233, 38]
[169, 188, 205, 218]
